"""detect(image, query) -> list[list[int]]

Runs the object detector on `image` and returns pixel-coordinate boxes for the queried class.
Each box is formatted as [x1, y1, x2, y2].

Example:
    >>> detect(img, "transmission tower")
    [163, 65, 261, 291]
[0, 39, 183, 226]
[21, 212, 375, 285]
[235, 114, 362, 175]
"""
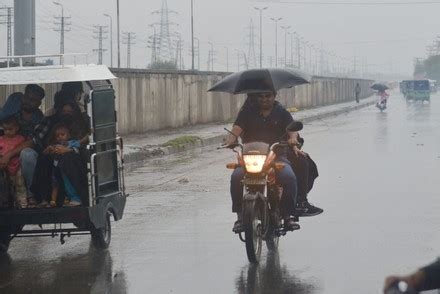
[93, 25, 108, 65]
[0, 7, 13, 56]
[53, 9, 71, 54]
[174, 34, 184, 69]
[122, 32, 136, 68]
[246, 19, 258, 69]
[152, 0, 177, 62]
[147, 24, 159, 65]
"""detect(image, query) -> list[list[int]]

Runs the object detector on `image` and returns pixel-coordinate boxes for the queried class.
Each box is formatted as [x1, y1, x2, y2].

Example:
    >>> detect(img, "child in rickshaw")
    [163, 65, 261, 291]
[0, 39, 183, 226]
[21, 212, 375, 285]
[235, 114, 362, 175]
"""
[0, 117, 27, 208]
[44, 121, 82, 207]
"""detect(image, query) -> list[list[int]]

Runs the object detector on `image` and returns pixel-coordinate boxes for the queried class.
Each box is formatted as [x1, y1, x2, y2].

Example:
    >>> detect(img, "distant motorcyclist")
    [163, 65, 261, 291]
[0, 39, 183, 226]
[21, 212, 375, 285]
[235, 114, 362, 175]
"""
[384, 259, 440, 293]
[376, 90, 389, 110]
[224, 91, 321, 232]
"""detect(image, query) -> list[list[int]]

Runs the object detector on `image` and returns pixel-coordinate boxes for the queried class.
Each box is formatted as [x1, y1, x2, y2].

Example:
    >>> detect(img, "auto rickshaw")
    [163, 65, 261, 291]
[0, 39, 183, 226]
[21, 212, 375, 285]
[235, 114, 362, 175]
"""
[400, 80, 410, 96]
[0, 53, 127, 253]
[405, 80, 430, 102]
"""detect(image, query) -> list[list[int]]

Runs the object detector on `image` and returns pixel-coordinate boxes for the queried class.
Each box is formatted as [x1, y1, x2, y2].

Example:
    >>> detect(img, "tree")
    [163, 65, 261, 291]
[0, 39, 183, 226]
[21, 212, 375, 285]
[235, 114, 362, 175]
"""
[414, 58, 426, 78]
[424, 55, 440, 81]
[147, 60, 178, 70]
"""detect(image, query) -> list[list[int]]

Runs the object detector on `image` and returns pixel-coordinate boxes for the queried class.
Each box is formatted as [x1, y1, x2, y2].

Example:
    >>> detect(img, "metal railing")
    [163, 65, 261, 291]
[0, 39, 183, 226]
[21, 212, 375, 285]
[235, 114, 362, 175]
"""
[0, 53, 89, 68]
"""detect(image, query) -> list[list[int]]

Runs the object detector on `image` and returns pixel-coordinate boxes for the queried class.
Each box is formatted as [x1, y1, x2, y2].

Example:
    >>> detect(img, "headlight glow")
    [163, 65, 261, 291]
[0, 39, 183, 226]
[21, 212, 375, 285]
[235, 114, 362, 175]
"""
[243, 155, 267, 173]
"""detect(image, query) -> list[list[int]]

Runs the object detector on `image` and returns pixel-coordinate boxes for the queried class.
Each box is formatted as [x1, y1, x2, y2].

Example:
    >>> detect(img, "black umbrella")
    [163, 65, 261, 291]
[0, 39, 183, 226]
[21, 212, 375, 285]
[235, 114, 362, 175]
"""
[208, 68, 311, 94]
[371, 83, 389, 91]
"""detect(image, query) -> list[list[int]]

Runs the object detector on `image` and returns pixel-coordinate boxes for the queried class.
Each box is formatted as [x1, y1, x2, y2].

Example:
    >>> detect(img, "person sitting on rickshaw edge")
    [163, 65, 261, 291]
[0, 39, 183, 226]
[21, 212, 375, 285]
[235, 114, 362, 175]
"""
[223, 91, 323, 232]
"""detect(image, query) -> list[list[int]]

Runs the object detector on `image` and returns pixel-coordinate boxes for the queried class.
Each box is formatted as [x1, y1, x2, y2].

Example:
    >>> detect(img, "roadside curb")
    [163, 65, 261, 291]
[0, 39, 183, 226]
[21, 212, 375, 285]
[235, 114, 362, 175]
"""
[124, 99, 375, 165]
[299, 100, 376, 123]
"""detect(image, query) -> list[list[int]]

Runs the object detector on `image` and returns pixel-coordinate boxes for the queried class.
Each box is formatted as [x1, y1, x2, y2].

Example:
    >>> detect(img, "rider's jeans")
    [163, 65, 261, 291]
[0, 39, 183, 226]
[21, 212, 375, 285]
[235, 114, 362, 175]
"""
[230, 157, 298, 217]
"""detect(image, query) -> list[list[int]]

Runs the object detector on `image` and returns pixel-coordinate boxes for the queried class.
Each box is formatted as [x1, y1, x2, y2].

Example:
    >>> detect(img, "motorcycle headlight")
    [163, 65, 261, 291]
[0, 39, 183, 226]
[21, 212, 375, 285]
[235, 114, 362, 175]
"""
[243, 155, 267, 173]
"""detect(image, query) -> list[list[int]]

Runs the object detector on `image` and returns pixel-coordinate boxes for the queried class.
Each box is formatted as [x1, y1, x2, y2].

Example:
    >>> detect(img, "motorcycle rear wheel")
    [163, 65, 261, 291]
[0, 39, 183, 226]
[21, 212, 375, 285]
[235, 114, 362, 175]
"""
[243, 200, 263, 263]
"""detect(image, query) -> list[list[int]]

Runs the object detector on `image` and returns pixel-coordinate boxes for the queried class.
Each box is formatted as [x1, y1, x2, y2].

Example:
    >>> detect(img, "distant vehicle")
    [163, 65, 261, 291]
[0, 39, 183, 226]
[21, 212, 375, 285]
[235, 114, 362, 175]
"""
[404, 80, 430, 102]
[400, 80, 411, 96]
[0, 54, 127, 253]
[428, 79, 437, 93]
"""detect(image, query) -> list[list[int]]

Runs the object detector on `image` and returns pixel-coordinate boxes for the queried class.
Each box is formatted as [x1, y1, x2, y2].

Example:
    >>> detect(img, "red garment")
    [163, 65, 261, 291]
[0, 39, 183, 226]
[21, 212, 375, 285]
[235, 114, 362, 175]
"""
[0, 135, 25, 175]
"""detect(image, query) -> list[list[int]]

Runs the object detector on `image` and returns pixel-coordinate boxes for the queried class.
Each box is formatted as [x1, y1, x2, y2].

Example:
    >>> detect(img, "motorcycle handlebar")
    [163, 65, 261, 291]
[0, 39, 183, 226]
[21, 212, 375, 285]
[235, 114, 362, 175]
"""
[270, 141, 289, 151]
[217, 143, 243, 150]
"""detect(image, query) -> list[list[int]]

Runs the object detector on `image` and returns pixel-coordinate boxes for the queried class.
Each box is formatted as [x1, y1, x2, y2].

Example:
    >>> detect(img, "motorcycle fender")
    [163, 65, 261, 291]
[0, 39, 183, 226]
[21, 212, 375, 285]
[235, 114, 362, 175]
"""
[243, 192, 265, 203]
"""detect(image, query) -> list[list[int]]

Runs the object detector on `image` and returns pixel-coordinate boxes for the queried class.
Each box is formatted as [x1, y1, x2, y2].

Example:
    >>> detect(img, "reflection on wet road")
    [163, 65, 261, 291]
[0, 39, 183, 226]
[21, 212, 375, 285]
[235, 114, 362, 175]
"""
[1, 92, 440, 293]
[235, 252, 316, 294]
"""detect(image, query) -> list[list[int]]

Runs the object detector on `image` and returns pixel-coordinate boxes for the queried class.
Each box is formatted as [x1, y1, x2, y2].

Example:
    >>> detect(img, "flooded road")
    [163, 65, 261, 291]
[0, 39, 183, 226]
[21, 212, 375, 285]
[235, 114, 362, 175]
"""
[1, 92, 440, 293]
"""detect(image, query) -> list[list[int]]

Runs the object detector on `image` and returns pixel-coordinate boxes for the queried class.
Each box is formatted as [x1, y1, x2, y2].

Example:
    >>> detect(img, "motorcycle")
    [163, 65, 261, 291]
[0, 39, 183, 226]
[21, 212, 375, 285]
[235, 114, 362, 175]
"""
[376, 92, 389, 112]
[376, 99, 387, 111]
[219, 121, 302, 263]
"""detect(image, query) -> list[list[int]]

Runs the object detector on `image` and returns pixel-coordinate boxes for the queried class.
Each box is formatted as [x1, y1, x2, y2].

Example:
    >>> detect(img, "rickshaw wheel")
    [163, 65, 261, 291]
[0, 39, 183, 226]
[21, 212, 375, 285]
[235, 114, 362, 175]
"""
[91, 211, 111, 250]
[0, 230, 10, 254]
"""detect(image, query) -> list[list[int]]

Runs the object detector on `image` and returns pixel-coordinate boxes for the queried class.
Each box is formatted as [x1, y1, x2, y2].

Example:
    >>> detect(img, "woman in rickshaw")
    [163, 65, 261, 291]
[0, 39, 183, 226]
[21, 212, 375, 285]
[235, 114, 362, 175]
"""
[31, 91, 90, 207]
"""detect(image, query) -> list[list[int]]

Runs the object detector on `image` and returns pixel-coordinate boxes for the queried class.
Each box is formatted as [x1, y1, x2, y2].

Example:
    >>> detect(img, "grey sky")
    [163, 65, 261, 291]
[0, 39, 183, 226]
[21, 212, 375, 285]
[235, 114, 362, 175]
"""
[0, 0, 438, 76]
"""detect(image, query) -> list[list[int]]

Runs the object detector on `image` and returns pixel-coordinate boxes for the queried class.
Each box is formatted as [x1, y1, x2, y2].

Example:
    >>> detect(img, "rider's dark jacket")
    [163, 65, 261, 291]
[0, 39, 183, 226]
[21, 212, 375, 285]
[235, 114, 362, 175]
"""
[234, 101, 293, 146]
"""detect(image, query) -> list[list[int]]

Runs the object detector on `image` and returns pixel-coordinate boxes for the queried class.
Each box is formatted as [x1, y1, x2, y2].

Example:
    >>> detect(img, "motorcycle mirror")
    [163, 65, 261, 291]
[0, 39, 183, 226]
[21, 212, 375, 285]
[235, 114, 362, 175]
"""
[286, 120, 303, 132]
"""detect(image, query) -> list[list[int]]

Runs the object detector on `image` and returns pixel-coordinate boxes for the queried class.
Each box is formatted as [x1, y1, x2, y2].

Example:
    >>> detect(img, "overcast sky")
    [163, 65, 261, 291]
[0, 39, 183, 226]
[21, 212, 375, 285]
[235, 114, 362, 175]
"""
[0, 0, 438, 76]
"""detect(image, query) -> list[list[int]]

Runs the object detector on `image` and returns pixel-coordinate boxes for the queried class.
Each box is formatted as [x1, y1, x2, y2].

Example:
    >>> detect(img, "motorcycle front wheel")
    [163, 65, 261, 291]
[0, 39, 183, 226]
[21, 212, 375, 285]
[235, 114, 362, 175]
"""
[243, 198, 264, 263]
[265, 212, 280, 251]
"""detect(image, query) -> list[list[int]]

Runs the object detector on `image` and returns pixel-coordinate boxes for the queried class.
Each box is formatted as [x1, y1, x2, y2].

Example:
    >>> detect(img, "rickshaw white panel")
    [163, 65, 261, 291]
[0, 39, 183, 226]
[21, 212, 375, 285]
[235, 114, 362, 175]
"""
[0, 64, 116, 85]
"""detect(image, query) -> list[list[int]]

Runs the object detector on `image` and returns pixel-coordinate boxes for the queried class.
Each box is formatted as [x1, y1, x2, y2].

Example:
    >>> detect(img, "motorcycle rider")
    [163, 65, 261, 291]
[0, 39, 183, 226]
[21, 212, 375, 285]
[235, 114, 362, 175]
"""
[224, 91, 303, 232]
[377, 89, 389, 109]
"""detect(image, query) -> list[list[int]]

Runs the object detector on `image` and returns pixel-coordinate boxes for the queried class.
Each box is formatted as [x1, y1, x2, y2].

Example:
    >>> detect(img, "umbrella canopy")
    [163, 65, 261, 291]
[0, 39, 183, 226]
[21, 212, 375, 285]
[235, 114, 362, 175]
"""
[371, 83, 389, 91]
[208, 68, 311, 95]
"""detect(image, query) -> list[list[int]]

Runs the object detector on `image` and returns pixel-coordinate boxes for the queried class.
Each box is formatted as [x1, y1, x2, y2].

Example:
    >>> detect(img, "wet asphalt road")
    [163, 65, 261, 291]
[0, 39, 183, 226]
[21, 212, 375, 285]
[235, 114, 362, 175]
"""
[1, 92, 440, 294]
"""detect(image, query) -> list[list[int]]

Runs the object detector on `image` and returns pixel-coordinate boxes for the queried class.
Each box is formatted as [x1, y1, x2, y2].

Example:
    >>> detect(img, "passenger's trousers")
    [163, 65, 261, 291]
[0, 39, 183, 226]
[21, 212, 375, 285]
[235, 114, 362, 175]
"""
[20, 148, 38, 198]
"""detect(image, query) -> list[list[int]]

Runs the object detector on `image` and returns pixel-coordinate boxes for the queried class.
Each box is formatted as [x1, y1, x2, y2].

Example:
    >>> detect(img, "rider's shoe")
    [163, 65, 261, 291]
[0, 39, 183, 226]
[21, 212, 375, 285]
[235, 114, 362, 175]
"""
[297, 201, 324, 217]
[232, 220, 244, 233]
[283, 217, 300, 231]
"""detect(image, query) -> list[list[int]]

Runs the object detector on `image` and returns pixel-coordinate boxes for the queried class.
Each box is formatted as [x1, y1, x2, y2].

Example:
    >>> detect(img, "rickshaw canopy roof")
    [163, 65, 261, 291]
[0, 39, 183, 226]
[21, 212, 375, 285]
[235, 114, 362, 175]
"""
[0, 53, 116, 85]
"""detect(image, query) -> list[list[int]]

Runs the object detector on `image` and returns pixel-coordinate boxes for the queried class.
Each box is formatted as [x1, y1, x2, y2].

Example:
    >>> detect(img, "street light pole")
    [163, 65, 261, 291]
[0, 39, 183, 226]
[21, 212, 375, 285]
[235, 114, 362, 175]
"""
[270, 17, 282, 67]
[116, 0, 120, 68]
[281, 25, 290, 67]
[295, 32, 301, 69]
[235, 49, 240, 71]
[104, 13, 113, 68]
[191, 0, 195, 70]
[254, 7, 267, 68]
[224, 46, 229, 72]
[53, 2, 64, 54]
[208, 42, 214, 71]
[194, 37, 200, 70]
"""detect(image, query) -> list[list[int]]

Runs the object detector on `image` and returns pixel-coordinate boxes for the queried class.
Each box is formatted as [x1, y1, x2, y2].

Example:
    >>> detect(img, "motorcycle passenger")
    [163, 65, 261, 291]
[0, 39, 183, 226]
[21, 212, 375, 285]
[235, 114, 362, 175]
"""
[224, 91, 300, 232]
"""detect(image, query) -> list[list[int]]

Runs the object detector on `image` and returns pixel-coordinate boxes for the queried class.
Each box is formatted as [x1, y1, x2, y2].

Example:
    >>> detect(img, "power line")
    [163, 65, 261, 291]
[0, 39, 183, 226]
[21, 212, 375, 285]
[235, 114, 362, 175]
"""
[0, 7, 13, 56]
[122, 32, 136, 68]
[53, 5, 72, 54]
[93, 25, 108, 65]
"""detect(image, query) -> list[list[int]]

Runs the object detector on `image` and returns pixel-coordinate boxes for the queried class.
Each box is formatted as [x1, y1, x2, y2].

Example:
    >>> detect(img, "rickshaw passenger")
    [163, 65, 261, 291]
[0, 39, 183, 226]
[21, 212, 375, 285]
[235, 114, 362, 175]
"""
[45, 82, 85, 117]
[0, 84, 45, 207]
[45, 121, 82, 207]
[0, 117, 27, 208]
[31, 95, 90, 207]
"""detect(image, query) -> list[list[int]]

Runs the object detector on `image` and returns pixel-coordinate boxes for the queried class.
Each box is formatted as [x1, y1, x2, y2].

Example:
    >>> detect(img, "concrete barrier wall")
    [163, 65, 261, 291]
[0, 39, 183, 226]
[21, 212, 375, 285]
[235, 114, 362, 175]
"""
[111, 69, 373, 134]
[0, 70, 373, 135]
